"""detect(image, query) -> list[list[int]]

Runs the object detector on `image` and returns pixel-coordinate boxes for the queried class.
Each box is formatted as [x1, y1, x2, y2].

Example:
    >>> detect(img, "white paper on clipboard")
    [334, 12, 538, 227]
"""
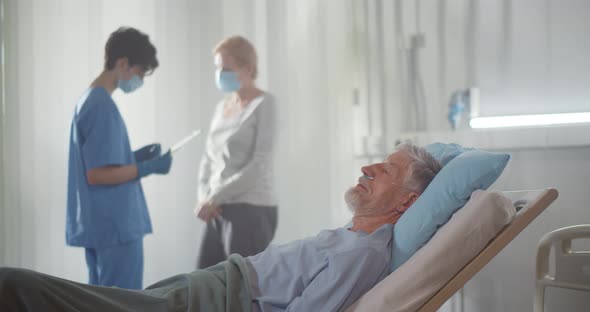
[170, 129, 201, 153]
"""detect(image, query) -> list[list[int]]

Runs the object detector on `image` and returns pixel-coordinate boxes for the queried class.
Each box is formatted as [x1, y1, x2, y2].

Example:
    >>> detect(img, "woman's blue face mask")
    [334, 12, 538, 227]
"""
[215, 69, 241, 93]
[118, 75, 143, 93]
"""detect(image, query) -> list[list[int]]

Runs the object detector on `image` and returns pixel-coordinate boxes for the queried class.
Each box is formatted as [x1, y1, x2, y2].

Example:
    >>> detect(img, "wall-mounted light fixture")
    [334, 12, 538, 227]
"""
[470, 112, 590, 129]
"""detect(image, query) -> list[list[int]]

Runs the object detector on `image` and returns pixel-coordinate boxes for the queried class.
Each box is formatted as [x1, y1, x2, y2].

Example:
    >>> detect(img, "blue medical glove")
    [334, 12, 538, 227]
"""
[134, 143, 161, 162]
[136, 150, 172, 178]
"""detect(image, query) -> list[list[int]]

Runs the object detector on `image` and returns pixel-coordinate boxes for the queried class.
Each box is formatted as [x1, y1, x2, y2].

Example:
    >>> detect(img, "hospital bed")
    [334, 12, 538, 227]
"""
[347, 188, 558, 312]
[534, 223, 590, 312]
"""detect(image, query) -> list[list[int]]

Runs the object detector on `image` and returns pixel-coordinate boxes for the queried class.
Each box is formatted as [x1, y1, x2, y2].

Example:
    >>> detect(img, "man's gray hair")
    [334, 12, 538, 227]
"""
[395, 143, 442, 194]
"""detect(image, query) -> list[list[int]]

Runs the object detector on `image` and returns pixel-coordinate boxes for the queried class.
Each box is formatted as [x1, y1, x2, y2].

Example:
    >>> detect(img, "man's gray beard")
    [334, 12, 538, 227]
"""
[345, 187, 360, 213]
[345, 187, 384, 217]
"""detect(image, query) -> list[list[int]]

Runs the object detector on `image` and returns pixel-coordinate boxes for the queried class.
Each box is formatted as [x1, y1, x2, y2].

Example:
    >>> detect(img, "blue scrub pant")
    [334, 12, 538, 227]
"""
[85, 239, 143, 289]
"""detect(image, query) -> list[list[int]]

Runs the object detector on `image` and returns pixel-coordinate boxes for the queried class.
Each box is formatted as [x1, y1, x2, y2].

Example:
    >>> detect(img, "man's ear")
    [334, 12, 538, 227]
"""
[115, 57, 129, 70]
[400, 192, 419, 212]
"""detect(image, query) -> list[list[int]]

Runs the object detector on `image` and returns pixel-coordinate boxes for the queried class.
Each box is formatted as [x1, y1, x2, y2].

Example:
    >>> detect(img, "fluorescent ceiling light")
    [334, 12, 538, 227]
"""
[469, 112, 590, 129]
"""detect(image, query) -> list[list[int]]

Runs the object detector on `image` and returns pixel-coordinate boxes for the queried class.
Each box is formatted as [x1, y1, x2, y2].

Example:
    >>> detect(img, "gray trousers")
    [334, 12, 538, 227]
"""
[0, 255, 252, 312]
[197, 203, 277, 269]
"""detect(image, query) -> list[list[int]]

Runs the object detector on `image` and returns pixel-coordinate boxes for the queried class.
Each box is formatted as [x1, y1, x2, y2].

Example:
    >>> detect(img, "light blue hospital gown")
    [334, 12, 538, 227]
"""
[247, 223, 393, 312]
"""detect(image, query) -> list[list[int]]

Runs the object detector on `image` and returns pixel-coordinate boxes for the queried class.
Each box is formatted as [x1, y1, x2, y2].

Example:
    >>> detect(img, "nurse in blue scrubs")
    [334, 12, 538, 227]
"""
[66, 27, 173, 290]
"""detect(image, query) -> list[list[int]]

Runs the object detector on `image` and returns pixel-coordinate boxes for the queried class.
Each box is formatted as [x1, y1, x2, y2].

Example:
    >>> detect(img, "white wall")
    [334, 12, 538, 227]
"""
[0, 0, 362, 287]
[0, 0, 5, 265]
[359, 0, 590, 311]
[454, 147, 590, 312]
[266, 0, 360, 240]
[4, 0, 588, 310]
[402, 0, 590, 132]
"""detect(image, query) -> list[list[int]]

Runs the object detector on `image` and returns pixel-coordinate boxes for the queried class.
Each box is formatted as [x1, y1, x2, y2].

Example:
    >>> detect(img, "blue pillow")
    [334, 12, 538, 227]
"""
[390, 145, 510, 272]
[424, 142, 470, 166]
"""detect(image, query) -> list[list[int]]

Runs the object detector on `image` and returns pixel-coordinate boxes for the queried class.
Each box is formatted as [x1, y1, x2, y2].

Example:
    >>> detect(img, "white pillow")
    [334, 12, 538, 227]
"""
[346, 190, 516, 312]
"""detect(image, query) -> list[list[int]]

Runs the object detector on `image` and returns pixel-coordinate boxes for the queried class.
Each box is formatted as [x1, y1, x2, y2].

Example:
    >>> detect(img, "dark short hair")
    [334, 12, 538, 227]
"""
[104, 27, 158, 75]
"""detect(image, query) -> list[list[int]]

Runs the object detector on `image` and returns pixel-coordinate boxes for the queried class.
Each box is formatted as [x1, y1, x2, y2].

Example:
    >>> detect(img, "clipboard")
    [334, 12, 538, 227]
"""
[170, 129, 201, 153]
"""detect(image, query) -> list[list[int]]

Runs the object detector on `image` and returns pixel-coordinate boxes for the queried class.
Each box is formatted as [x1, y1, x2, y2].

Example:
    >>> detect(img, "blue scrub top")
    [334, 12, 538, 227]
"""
[66, 87, 152, 248]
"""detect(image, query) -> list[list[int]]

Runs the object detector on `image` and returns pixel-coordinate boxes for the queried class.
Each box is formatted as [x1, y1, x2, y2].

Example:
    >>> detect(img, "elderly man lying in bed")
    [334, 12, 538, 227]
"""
[0, 143, 441, 312]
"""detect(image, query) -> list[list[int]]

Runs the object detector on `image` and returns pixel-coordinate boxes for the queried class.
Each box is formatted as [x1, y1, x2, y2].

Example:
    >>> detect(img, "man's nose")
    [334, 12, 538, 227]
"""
[361, 165, 374, 176]
[361, 166, 368, 174]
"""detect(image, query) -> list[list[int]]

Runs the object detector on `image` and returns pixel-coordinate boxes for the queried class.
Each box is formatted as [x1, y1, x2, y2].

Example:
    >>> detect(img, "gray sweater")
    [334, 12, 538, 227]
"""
[197, 93, 277, 207]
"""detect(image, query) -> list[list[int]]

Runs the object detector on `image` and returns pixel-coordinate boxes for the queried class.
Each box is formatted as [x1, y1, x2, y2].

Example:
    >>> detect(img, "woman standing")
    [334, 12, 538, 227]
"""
[195, 36, 278, 269]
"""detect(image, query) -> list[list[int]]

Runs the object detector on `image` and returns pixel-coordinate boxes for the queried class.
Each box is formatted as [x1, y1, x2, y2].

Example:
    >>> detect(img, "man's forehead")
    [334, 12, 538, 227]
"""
[383, 151, 408, 162]
[384, 151, 410, 166]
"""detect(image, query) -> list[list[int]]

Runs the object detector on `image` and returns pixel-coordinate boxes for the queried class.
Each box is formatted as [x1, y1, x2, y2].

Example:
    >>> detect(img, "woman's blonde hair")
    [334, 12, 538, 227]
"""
[213, 36, 258, 79]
